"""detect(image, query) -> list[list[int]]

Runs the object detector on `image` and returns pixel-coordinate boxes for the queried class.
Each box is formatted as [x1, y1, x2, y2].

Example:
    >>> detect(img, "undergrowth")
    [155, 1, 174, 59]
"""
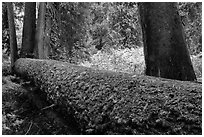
[80, 47, 145, 75]
[80, 47, 202, 79]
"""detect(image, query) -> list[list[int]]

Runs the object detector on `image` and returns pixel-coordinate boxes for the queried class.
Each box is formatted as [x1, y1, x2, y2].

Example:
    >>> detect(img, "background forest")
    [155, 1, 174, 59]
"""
[2, 2, 202, 78]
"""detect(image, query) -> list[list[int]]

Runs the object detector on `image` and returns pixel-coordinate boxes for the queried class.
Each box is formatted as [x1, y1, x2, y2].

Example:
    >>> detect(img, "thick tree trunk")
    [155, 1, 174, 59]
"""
[138, 2, 196, 81]
[6, 2, 18, 73]
[14, 58, 201, 135]
[35, 2, 46, 59]
[21, 2, 36, 58]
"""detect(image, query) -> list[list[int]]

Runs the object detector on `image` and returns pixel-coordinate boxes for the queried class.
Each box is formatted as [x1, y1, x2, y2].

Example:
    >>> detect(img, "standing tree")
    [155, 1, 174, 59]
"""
[43, 2, 52, 59]
[21, 2, 36, 58]
[6, 2, 18, 73]
[35, 2, 46, 59]
[138, 2, 196, 81]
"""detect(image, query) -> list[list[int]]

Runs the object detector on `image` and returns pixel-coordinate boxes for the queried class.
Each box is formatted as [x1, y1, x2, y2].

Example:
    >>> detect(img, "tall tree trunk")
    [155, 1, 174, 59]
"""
[138, 2, 196, 81]
[35, 2, 46, 59]
[21, 2, 36, 58]
[44, 2, 52, 59]
[6, 2, 18, 73]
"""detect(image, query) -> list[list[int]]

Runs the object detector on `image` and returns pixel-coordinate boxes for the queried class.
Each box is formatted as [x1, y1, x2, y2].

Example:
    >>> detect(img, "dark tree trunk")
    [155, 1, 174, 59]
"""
[2, 3, 9, 29]
[21, 2, 36, 58]
[138, 2, 196, 81]
[35, 2, 46, 59]
[6, 2, 18, 73]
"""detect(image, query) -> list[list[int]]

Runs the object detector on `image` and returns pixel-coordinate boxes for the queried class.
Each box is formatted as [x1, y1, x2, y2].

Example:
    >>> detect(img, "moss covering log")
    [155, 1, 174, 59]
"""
[14, 58, 202, 135]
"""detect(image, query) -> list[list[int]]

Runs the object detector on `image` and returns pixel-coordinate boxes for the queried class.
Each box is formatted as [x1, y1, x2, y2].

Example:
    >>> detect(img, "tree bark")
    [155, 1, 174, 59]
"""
[6, 2, 18, 73]
[14, 58, 201, 135]
[35, 2, 46, 59]
[44, 3, 51, 59]
[21, 2, 36, 58]
[138, 2, 196, 81]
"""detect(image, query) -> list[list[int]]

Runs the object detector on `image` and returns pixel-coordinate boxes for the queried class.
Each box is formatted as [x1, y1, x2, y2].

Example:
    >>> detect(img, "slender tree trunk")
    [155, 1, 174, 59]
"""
[44, 3, 52, 59]
[35, 2, 46, 59]
[44, 17, 51, 59]
[138, 2, 196, 81]
[21, 2, 36, 58]
[6, 2, 18, 73]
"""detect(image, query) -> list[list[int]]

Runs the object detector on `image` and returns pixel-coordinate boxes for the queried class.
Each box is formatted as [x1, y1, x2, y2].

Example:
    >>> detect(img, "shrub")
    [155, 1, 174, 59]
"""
[80, 47, 145, 75]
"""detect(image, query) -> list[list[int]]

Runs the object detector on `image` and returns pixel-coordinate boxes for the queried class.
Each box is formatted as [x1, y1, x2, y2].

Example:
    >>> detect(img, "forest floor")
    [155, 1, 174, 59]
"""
[2, 74, 81, 135]
[2, 54, 202, 135]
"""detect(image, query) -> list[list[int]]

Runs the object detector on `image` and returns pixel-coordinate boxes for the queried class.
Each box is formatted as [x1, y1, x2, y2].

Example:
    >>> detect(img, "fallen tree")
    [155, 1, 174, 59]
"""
[14, 58, 202, 135]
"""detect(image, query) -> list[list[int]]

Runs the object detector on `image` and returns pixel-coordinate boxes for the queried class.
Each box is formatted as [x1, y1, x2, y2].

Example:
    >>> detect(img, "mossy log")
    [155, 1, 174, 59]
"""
[22, 86, 80, 134]
[14, 58, 202, 135]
